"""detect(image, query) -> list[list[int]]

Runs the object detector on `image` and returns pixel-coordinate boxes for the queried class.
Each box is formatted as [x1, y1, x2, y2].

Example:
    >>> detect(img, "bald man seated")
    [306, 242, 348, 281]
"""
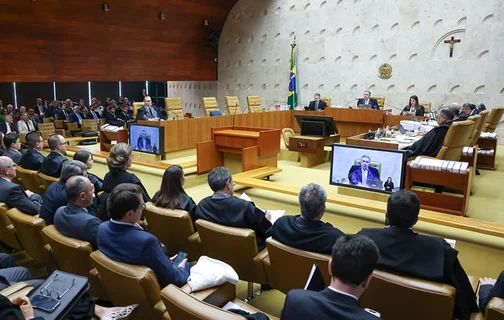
[0, 156, 42, 215]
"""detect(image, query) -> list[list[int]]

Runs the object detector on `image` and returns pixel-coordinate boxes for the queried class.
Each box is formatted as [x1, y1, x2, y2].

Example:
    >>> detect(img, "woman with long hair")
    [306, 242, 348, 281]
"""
[384, 177, 394, 192]
[402, 95, 425, 116]
[152, 165, 197, 221]
[73, 150, 103, 194]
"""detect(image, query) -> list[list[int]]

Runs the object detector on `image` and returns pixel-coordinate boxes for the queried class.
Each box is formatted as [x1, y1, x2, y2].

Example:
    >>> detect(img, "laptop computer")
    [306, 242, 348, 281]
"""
[366, 180, 383, 189]
[397, 124, 407, 135]
[304, 106, 310, 111]
[357, 104, 372, 109]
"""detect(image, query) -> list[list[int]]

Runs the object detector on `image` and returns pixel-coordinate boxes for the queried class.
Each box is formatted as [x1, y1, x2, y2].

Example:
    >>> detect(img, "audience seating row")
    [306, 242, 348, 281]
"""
[16, 166, 59, 196]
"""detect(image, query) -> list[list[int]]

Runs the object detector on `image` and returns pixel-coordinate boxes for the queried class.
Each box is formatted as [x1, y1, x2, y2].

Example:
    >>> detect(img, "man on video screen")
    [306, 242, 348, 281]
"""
[136, 130, 152, 152]
[348, 155, 380, 186]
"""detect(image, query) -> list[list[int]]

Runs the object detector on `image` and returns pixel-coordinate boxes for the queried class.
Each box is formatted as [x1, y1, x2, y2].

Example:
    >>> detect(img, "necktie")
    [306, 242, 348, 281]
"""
[315, 102, 319, 111]
[77, 113, 82, 125]
[93, 111, 98, 121]
[64, 111, 68, 119]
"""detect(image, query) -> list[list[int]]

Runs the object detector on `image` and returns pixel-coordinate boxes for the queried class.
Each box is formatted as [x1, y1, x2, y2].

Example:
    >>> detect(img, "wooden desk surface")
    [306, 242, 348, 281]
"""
[290, 134, 339, 141]
[213, 130, 260, 138]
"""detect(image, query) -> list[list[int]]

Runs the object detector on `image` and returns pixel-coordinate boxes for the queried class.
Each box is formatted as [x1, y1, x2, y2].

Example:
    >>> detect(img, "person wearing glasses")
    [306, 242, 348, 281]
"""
[19, 132, 45, 171]
[0, 156, 42, 216]
[39, 134, 68, 178]
[3, 133, 22, 164]
[135, 96, 159, 121]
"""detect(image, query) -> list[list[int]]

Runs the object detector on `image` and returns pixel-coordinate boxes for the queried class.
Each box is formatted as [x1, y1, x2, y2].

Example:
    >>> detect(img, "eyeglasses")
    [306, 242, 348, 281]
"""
[40, 275, 75, 300]
[7, 164, 17, 169]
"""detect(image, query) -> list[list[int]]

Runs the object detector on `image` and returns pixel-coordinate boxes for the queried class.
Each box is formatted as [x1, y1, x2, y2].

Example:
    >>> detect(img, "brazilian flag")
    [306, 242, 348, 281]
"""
[288, 39, 298, 110]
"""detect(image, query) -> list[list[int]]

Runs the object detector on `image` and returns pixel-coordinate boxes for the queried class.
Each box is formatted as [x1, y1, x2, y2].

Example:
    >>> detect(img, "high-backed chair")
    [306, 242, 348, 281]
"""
[37, 123, 65, 141]
[202, 97, 220, 117]
[225, 96, 242, 115]
[471, 110, 489, 144]
[133, 102, 144, 118]
[360, 270, 456, 320]
[281, 128, 295, 148]
[164, 97, 184, 119]
[420, 102, 432, 113]
[6, 208, 55, 270]
[16, 166, 44, 196]
[41, 225, 108, 300]
[38, 172, 59, 191]
[482, 107, 504, 133]
[246, 96, 262, 113]
[195, 220, 268, 298]
[321, 97, 331, 107]
[90, 250, 168, 320]
[161, 284, 279, 320]
[436, 120, 475, 160]
[371, 96, 385, 109]
[0, 202, 22, 250]
[264, 238, 331, 294]
[143, 203, 200, 260]
[81, 119, 99, 132]
[486, 298, 504, 320]
[466, 115, 482, 146]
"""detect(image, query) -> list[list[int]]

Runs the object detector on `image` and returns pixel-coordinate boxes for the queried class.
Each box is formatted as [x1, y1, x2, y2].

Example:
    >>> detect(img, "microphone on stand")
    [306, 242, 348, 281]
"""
[231, 103, 239, 130]
[382, 102, 404, 114]
[341, 98, 359, 108]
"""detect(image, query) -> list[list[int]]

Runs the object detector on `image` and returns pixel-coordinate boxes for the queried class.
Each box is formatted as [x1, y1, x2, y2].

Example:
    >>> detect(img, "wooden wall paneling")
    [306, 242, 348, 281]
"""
[55, 82, 88, 103]
[0, 83, 14, 106]
[91, 82, 120, 103]
[16, 82, 54, 108]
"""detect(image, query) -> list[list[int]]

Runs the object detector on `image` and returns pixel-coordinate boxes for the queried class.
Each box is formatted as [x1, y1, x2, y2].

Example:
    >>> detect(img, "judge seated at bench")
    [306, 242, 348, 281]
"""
[458, 103, 476, 121]
[358, 190, 478, 320]
[356, 90, 379, 110]
[270, 183, 344, 254]
[308, 93, 327, 111]
[135, 96, 159, 121]
[401, 95, 425, 116]
[405, 107, 453, 158]
[348, 155, 381, 186]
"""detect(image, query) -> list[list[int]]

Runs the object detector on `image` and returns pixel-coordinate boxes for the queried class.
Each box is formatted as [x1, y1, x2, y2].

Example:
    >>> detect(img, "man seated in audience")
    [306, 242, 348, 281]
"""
[195, 167, 272, 250]
[479, 271, 504, 313]
[69, 105, 84, 127]
[271, 183, 344, 254]
[6, 104, 14, 116]
[17, 112, 36, 135]
[3, 133, 22, 164]
[86, 102, 101, 123]
[19, 132, 45, 171]
[34, 98, 46, 118]
[117, 103, 133, 123]
[280, 234, 380, 319]
[358, 190, 478, 320]
[40, 160, 97, 225]
[458, 103, 476, 121]
[57, 102, 70, 121]
[0, 156, 42, 216]
[0, 115, 17, 134]
[405, 107, 454, 158]
[27, 108, 41, 125]
[0, 253, 44, 291]
[98, 183, 190, 288]
[39, 134, 68, 178]
[55, 176, 101, 249]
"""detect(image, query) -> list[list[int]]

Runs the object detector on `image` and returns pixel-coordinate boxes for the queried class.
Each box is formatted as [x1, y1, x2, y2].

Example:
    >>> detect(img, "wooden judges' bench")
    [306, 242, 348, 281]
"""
[138, 109, 400, 154]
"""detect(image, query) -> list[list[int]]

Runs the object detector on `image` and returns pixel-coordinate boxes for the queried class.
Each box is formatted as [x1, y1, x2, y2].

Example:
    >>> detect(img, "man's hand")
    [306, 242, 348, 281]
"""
[25, 190, 34, 198]
[169, 254, 188, 269]
[480, 277, 497, 286]
[265, 210, 272, 221]
[12, 296, 35, 320]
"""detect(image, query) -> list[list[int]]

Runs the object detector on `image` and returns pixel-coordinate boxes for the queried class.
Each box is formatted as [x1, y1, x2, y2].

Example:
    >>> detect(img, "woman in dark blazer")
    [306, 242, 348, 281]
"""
[73, 150, 103, 195]
[384, 177, 394, 192]
[152, 165, 197, 221]
[402, 95, 425, 116]
[100, 143, 150, 220]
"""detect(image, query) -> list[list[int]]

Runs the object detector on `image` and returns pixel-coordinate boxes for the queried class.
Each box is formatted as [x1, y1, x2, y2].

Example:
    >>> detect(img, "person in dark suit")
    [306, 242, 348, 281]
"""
[101, 143, 150, 220]
[458, 103, 476, 121]
[280, 234, 380, 320]
[136, 130, 152, 152]
[55, 176, 101, 249]
[57, 102, 70, 121]
[117, 104, 133, 122]
[383, 177, 394, 192]
[19, 132, 45, 171]
[479, 271, 504, 313]
[40, 160, 97, 225]
[0, 115, 17, 134]
[271, 183, 344, 254]
[152, 165, 197, 221]
[104, 106, 124, 127]
[308, 93, 327, 111]
[195, 167, 272, 250]
[348, 155, 381, 186]
[3, 133, 22, 164]
[405, 107, 454, 158]
[357, 91, 379, 110]
[86, 103, 101, 123]
[135, 96, 159, 121]
[33, 98, 46, 118]
[68, 106, 84, 127]
[0, 156, 42, 216]
[401, 95, 425, 116]
[97, 183, 190, 288]
[73, 150, 103, 194]
[358, 190, 478, 320]
[39, 134, 68, 178]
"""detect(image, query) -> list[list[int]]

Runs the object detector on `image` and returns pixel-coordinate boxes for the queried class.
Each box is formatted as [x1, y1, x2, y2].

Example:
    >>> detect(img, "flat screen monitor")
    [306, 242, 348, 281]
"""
[128, 124, 165, 155]
[329, 144, 407, 193]
[294, 114, 338, 137]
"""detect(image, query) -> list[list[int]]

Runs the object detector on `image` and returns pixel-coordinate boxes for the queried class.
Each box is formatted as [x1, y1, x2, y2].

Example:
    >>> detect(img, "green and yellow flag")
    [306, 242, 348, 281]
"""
[287, 38, 298, 110]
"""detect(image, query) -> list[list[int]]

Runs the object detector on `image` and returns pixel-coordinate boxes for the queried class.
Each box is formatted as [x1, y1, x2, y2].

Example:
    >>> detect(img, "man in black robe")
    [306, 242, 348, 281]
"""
[358, 190, 478, 320]
[195, 167, 272, 250]
[271, 183, 344, 254]
[405, 107, 454, 158]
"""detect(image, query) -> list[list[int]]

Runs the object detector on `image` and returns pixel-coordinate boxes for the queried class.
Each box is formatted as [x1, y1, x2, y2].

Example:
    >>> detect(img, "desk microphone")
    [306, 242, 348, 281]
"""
[382, 102, 404, 114]
[231, 103, 239, 130]
[341, 98, 359, 108]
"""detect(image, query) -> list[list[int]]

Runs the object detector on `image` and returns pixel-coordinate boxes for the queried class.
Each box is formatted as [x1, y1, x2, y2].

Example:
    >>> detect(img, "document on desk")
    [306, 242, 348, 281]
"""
[240, 193, 285, 224]
[222, 301, 245, 312]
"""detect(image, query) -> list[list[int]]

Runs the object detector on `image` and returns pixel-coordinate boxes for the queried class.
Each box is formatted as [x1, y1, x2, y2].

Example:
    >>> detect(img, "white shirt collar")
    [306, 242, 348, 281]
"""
[327, 286, 358, 301]
[110, 219, 143, 230]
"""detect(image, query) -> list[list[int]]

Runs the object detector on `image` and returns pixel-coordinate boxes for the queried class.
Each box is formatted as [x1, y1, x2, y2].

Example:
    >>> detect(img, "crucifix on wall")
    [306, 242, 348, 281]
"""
[444, 36, 461, 58]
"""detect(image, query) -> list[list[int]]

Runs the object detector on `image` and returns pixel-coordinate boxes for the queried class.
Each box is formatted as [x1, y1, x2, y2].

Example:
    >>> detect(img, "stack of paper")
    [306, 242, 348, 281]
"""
[462, 147, 474, 156]
[240, 193, 285, 224]
[409, 157, 469, 174]
[480, 132, 497, 138]
[478, 149, 495, 155]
